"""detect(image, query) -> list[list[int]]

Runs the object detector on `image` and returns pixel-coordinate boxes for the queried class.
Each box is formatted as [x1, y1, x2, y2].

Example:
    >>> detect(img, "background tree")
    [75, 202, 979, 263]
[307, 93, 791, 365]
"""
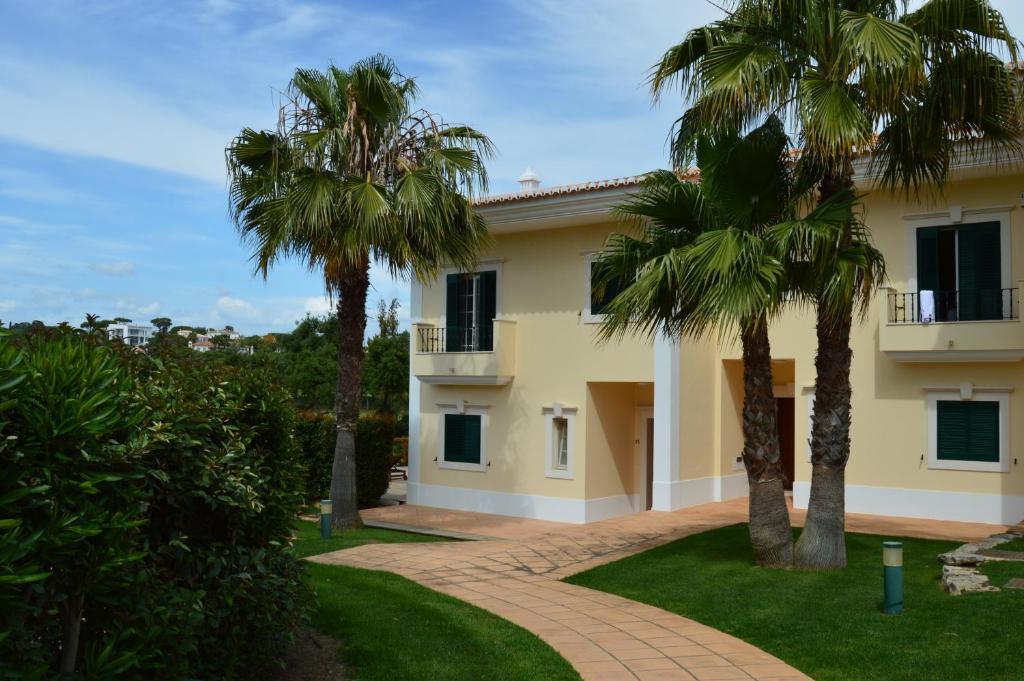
[112, 317, 132, 324]
[150, 317, 172, 334]
[597, 118, 853, 566]
[210, 333, 232, 350]
[227, 55, 493, 528]
[80, 313, 101, 333]
[652, 0, 1020, 568]
[364, 298, 409, 416]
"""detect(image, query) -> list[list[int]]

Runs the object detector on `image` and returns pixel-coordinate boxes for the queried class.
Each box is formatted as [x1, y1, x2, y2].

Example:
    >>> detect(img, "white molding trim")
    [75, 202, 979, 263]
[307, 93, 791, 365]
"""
[407, 482, 638, 524]
[904, 207, 1012, 294]
[542, 404, 577, 480]
[652, 335, 681, 511]
[419, 375, 514, 385]
[792, 481, 1024, 525]
[438, 405, 488, 472]
[407, 373, 421, 503]
[926, 390, 1010, 473]
[887, 350, 1024, 364]
[476, 187, 636, 232]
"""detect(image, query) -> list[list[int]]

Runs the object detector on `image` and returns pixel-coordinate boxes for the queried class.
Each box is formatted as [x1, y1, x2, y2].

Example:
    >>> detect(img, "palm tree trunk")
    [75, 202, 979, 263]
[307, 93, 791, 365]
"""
[795, 169, 856, 569]
[329, 259, 370, 529]
[794, 306, 853, 569]
[741, 322, 793, 568]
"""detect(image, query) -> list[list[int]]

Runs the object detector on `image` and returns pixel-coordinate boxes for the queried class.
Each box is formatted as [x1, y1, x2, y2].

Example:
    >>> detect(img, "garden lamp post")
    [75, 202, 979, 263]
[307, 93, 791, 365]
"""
[883, 541, 903, 615]
[320, 499, 333, 540]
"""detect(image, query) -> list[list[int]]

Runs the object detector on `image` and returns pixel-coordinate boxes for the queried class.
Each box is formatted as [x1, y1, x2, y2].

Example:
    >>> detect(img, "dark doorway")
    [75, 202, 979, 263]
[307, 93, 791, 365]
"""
[645, 417, 654, 510]
[776, 397, 795, 491]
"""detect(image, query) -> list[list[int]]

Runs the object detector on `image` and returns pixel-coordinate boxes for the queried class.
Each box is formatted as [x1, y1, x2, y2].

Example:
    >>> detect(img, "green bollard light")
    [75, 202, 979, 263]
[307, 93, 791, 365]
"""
[883, 540, 903, 615]
[320, 499, 333, 540]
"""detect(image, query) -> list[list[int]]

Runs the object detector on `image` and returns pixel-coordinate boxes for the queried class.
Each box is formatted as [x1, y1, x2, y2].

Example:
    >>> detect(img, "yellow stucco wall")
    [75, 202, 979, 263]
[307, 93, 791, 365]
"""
[719, 173, 1024, 499]
[413, 171, 1024, 513]
[416, 220, 654, 500]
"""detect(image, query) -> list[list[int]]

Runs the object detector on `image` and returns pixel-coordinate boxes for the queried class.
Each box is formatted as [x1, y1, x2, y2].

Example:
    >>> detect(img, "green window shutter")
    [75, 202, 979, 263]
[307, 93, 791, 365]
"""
[916, 227, 940, 294]
[957, 222, 1001, 321]
[444, 414, 482, 464]
[445, 274, 460, 352]
[937, 400, 1000, 463]
[478, 270, 497, 351]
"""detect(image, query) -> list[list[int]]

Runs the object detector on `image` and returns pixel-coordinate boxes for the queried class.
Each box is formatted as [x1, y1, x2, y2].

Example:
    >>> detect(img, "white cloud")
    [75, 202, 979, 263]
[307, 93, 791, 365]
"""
[90, 260, 135, 276]
[0, 300, 16, 312]
[0, 58, 234, 185]
[137, 301, 160, 315]
[214, 295, 259, 319]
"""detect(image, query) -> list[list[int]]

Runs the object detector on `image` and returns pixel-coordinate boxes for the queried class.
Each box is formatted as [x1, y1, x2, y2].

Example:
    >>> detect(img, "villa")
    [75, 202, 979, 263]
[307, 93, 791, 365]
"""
[406, 156, 1024, 527]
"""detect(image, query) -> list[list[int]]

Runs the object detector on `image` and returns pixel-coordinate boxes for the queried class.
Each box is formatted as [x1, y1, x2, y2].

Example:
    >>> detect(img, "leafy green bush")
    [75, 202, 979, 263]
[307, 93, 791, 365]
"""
[0, 332, 308, 679]
[293, 411, 394, 508]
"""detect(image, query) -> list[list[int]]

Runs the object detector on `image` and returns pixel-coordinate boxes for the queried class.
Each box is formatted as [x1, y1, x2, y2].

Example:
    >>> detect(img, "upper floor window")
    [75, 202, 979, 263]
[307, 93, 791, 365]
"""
[916, 221, 1004, 321]
[445, 270, 496, 351]
[584, 254, 626, 323]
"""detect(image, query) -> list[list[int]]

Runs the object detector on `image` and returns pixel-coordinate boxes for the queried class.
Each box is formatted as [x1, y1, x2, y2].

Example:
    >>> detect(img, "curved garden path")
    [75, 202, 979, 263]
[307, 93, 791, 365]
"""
[310, 498, 1001, 681]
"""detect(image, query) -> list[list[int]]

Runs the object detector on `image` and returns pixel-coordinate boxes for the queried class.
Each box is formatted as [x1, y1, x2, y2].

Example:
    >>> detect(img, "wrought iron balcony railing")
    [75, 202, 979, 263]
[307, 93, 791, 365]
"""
[887, 288, 1018, 324]
[416, 324, 495, 353]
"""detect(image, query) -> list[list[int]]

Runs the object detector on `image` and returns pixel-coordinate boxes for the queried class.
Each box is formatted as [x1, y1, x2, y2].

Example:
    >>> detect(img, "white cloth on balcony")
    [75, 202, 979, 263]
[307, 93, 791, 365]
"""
[919, 289, 935, 323]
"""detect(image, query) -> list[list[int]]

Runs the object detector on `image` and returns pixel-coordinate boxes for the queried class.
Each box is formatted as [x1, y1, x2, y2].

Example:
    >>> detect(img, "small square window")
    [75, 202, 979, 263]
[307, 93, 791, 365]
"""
[440, 411, 486, 471]
[927, 391, 1009, 473]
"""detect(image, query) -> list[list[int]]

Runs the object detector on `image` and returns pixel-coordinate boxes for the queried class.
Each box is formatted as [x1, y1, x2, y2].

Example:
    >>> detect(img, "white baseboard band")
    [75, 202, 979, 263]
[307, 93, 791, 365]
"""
[411, 474, 749, 523]
[408, 482, 637, 523]
[792, 481, 1024, 525]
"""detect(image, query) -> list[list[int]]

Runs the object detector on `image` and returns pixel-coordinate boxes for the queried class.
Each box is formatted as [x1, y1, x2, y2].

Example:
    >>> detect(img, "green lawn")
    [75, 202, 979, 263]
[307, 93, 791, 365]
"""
[990, 536, 1024, 553]
[291, 517, 448, 558]
[566, 524, 1024, 681]
[293, 520, 580, 680]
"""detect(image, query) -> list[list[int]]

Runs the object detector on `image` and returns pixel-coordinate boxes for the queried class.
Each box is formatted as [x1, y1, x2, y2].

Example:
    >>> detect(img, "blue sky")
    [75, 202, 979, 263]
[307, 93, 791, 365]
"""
[2, 1, 1022, 334]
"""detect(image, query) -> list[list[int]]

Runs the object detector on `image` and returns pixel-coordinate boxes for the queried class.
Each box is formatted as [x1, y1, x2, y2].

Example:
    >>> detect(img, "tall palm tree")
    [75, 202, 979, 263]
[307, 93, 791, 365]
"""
[596, 117, 853, 567]
[651, 0, 1021, 568]
[226, 55, 493, 528]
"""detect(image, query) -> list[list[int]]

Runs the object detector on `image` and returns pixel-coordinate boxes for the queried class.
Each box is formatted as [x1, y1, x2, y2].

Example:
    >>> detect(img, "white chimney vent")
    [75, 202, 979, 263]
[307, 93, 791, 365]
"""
[517, 166, 540, 192]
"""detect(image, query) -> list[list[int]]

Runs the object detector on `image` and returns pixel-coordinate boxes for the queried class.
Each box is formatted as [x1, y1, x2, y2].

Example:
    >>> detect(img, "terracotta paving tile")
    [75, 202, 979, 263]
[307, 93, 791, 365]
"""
[626, 657, 685, 672]
[320, 497, 993, 681]
[635, 669, 698, 681]
[690, 667, 754, 680]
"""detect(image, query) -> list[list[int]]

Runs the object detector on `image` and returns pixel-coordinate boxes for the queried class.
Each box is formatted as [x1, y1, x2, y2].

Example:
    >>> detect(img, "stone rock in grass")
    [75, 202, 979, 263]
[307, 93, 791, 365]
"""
[937, 548, 985, 566]
[942, 565, 999, 596]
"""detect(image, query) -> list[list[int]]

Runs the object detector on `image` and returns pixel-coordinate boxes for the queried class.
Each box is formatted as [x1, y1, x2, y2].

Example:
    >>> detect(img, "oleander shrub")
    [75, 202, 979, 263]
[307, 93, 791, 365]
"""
[293, 411, 394, 508]
[0, 331, 308, 679]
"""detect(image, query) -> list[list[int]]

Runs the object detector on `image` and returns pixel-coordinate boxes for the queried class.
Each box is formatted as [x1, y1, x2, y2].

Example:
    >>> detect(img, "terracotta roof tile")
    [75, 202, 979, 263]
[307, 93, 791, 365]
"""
[474, 169, 700, 206]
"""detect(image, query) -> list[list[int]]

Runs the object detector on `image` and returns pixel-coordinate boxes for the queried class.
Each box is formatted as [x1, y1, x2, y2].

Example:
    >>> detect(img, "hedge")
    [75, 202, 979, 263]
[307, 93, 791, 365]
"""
[294, 411, 394, 508]
[0, 330, 308, 679]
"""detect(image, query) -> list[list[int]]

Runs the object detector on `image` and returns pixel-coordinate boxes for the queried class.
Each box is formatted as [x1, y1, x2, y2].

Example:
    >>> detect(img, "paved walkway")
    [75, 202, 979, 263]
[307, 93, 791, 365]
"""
[310, 499, 1006, 681]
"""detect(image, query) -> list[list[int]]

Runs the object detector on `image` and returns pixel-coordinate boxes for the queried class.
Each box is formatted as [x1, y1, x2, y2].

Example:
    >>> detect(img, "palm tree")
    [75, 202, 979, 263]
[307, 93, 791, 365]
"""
[80, 313, 100, 333]
[651, 0, 1021, 568]
[226, 55, 493, 528]
[596, 117, 854, 567]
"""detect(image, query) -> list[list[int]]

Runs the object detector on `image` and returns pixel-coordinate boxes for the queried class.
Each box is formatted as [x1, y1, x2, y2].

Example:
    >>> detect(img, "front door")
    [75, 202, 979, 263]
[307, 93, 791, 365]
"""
[636, 407, 654, 511]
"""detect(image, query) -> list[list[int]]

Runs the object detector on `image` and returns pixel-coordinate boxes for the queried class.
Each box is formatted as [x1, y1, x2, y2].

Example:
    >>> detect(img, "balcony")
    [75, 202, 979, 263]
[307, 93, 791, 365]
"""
[879, 288, 1024, 362]
[412, 320, 516, 385]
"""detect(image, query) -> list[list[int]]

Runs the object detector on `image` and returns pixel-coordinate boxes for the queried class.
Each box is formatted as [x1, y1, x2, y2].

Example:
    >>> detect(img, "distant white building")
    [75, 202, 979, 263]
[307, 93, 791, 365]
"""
[107, 322, 154, 347]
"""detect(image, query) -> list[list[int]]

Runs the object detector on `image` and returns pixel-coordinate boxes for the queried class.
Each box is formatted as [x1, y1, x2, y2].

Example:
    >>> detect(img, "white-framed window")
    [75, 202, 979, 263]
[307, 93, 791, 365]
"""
[583, 252, 625, 324]
[543, 404, 575, 479]
[926, 388, 1010, 473]
[438, 402, 487, 472]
